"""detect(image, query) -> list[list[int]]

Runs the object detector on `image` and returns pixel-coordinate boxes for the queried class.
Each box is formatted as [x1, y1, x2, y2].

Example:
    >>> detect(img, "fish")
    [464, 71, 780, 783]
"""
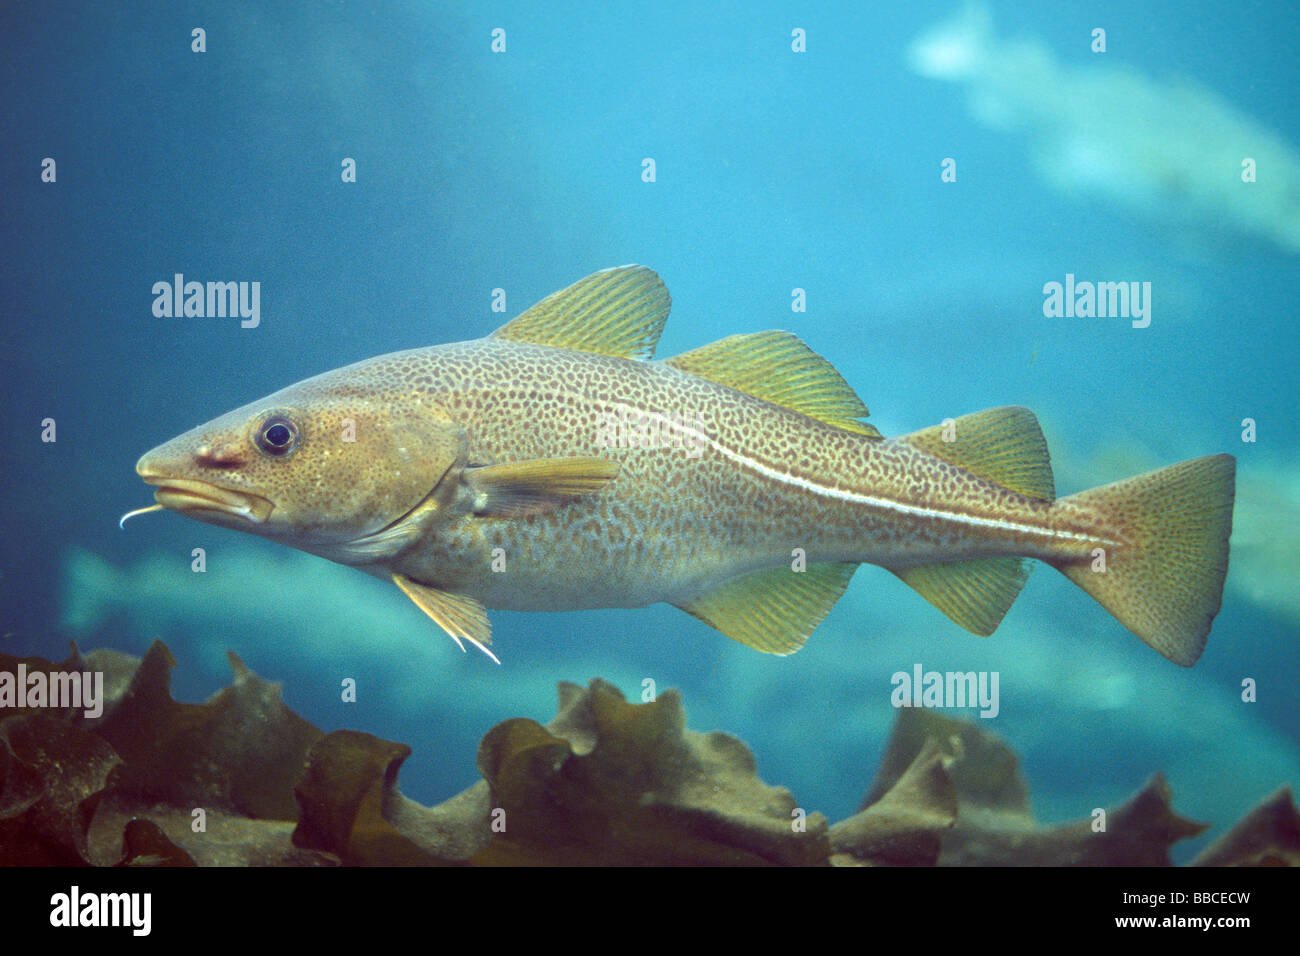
[907, 3, 1300, 256]
[126, 265, 1236, 666]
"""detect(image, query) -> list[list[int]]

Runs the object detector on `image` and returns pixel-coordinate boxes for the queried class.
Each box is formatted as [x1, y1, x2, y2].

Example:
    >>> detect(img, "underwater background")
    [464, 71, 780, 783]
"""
[2, 1, 1297, 864]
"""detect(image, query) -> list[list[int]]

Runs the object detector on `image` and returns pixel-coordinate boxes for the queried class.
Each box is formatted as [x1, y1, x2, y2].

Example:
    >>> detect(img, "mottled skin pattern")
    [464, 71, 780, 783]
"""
[135, 334, 1123, 618]
[339, 338, 1115, 611]
[133, 262, 1234, 666]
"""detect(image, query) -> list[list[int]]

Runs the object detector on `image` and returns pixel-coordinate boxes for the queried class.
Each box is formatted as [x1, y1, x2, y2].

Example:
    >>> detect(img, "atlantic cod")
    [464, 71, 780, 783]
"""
[125, 266, 1236, 666]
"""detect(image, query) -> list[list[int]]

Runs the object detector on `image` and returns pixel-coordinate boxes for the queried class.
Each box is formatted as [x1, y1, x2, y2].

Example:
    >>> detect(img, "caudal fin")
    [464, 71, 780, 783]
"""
[1052, 454, 1235, 666]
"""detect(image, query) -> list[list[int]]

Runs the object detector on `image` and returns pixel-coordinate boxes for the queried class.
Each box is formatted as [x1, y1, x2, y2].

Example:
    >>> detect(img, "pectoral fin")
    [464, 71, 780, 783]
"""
[464, 457, 620, 518]
[392, 572, 499, 664]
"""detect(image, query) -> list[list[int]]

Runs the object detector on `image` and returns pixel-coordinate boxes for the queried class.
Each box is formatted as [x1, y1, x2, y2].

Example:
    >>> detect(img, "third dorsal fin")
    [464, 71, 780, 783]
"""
[665, 331, 881, 438]
[898, 406, 1054, 500]
[491, 265, 670, 359]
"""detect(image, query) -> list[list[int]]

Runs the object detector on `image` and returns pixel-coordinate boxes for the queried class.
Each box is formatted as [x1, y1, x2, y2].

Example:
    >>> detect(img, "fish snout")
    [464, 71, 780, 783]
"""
[135, 449, 158, 478]
[135, 444, 273, 525]
[137, 437, 245, 479]
[193, 441, 247, 470]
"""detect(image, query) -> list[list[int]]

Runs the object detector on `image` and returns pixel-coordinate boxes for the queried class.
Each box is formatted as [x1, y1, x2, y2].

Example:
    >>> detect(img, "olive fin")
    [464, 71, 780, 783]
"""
[890, 557, 1030, 636]
[1049, 454, 1234, 667]
[392, 572, 499, 664]
[674, 561, 858, 654]
[665, 331, 881, 438]
[897, 406, 1054, 500]
[491, 265, 670, 359]
[464, 457, 620, 518]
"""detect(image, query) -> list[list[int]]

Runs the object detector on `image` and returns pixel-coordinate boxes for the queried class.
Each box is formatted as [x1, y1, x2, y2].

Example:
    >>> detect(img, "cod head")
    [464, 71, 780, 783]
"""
[126, 361, 468, 564]
[123, 263, 652, 661]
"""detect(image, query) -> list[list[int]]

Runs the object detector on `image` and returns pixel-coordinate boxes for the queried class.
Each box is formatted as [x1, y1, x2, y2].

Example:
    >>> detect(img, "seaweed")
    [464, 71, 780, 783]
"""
[858, 709, 1207, 865]
[469, 679, 830, 865]
[1190, 786, 1300, 866]
[0, 642, 1291, 867]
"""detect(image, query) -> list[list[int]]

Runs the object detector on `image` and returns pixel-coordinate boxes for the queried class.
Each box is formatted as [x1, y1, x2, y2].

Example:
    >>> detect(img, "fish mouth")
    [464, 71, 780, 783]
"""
[142, 476, 274, 524]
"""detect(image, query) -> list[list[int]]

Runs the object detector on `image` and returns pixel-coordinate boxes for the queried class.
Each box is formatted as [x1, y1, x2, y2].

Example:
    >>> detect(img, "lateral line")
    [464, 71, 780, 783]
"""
[585, 393, 1102, 547]
[699, 427, 1098, 545]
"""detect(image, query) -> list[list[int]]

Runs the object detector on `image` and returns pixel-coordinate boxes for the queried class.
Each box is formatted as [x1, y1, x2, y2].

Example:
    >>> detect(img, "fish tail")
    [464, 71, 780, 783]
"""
[1050, 454, 1235, 666]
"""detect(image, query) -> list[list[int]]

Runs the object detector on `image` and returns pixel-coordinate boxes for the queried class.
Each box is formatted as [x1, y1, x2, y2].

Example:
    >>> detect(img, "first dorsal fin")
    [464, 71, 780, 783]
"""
[491, 265, 670, 359]
[898, 406, 1054, 500]
[674, 561, 859, 654]
[665, 331, 881, 438]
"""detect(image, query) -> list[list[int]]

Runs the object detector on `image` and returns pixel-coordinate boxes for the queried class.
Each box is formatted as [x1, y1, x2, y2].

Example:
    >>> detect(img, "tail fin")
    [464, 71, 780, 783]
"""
[61, 548, 127, 634]
[1052, 454, 1235, 666]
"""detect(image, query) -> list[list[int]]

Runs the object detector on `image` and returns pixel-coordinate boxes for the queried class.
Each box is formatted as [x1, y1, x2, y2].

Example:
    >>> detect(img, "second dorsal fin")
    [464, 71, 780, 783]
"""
[491, 265, 670, 359]
[665, 330, 881, 438]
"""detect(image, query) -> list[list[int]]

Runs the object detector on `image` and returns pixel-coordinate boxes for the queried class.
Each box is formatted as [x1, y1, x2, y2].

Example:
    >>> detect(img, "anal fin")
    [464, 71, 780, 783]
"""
[393, 572, 499, 664]
[891, 557, 1030, 636]
[674, 562, 858, 654]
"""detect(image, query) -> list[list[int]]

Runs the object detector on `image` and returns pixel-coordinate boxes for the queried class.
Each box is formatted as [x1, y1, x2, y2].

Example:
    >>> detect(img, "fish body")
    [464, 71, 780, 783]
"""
[131, 266, 1235, 665]
[378, 338, 1063, 606]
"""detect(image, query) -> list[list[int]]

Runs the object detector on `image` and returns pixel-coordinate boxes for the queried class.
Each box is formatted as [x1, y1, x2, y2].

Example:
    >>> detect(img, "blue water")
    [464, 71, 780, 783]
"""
[3, 1, 1297, 863]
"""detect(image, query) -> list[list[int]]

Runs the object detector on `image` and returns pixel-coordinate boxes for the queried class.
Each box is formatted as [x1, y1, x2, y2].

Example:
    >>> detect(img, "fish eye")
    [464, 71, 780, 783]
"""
[255, 415, 300, 457]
